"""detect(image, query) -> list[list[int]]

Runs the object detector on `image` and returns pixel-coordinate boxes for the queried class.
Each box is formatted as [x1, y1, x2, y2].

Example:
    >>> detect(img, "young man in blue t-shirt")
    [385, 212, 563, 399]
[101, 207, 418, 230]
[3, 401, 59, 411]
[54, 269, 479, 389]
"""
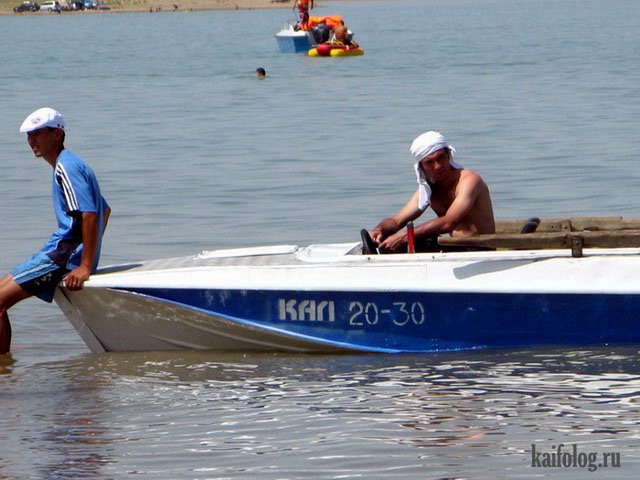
[0, 107, 111, 354]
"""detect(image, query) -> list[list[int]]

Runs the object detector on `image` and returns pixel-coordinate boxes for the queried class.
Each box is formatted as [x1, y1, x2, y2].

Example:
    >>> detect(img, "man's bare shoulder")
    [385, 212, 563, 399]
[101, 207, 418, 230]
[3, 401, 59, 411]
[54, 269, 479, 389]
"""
[459, 168, 482, 178]
[458, 169, 488, 187]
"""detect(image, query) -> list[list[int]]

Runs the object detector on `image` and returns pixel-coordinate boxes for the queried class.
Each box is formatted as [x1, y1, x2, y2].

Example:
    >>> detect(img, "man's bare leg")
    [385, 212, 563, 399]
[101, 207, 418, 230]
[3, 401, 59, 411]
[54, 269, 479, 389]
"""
[0, 275, 33, 354]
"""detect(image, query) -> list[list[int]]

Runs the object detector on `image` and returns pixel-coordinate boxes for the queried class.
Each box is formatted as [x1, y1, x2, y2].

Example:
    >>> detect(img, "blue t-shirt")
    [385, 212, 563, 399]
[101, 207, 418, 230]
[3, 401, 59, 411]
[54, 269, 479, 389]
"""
[40, 149, 110, 271]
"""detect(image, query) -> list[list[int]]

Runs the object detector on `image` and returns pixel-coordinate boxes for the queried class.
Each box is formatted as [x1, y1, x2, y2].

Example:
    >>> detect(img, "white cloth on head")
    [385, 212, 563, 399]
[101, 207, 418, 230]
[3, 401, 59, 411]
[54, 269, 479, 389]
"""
[410, 131, 462, 211]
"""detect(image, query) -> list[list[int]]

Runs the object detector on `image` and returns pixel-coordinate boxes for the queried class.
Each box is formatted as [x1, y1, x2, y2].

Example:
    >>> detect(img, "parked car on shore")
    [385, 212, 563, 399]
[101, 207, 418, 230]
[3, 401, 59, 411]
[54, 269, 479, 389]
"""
[68, 0, 83, 9]
[83, 0, 95, 8]
[40, 0, 61, 11]
[13, 1, 40, 12]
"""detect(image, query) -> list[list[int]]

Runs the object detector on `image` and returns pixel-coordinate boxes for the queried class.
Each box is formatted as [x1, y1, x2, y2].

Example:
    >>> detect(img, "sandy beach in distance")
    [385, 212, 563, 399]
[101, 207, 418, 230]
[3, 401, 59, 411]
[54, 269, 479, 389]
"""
[1, 0, 357, 15]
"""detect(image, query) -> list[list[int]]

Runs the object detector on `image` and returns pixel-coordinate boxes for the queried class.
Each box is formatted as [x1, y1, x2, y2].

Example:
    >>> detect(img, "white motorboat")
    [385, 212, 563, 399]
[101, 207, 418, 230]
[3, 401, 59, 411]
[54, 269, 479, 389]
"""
[54, 217, 640, 354]
[275, 23, 317, 53]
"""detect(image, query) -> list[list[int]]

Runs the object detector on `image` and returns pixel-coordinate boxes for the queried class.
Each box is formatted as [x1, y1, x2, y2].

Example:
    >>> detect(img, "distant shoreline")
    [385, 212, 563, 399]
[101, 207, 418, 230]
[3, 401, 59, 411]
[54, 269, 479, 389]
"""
[1, 0, 361, 15]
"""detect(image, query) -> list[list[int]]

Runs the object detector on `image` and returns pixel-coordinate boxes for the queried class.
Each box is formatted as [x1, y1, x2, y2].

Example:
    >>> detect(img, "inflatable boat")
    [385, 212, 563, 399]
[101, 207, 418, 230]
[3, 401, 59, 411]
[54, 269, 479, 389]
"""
[308, 42, 364, 57]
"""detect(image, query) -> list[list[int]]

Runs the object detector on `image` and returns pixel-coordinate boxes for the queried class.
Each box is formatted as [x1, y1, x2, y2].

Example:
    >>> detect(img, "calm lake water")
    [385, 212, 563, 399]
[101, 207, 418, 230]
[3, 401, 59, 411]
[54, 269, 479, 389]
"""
[1, 0, 639, 477]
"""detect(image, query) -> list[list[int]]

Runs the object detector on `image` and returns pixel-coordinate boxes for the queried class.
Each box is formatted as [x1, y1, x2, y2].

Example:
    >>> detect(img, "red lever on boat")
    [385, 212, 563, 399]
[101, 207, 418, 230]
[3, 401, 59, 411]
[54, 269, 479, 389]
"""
[407, 221, 415, 253]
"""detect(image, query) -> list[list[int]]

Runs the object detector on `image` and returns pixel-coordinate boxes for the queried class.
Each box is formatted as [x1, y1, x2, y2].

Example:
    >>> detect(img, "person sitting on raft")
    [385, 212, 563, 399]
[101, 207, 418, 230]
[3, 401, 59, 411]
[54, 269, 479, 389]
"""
[332, 22, 359, 49]
[367, 131, 495, 253]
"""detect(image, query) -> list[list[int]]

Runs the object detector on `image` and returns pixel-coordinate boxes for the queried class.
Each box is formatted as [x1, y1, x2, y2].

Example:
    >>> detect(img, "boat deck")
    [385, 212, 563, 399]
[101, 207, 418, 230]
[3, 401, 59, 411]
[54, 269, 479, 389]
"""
[446, 216, 640, 256]
[93, 216, 640, 278]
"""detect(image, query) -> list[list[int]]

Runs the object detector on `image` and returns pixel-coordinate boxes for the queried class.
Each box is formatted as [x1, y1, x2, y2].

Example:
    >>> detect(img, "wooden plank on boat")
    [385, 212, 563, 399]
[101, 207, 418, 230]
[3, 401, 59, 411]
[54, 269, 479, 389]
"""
[438, 229, 640, 252]
[495, 216, 640, 234]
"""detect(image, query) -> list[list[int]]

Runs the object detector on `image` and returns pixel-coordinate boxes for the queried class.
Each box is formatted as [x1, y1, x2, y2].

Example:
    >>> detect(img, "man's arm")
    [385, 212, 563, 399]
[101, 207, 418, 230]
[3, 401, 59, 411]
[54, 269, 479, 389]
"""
[370, 190, 423, 243]
[64, 212, 99, 291]
[103, 205, 111, 230]
[379, 173, 484, 252]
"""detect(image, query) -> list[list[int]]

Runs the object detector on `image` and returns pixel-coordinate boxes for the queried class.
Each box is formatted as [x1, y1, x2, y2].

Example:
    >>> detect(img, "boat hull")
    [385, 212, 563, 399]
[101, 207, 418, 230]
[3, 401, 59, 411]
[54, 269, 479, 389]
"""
[275, 28, 315, 53]
[54, 243, 640, 353]
[55, 285, 640, 354]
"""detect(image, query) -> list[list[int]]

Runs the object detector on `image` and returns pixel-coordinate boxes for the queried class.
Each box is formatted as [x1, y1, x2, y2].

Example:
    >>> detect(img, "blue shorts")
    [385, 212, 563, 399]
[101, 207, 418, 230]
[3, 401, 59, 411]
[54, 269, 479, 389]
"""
[10, 252, 69, 303]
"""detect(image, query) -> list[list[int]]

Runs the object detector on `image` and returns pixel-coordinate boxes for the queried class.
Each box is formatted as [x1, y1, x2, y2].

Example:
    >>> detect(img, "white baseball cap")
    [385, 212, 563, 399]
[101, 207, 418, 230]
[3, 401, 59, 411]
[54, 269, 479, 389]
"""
[19, 107, 65, 133]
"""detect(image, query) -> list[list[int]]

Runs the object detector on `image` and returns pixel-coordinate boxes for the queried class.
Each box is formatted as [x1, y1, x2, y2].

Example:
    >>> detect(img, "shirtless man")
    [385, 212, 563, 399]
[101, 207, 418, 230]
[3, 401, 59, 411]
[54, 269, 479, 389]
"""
[369, 131, 495, 253]
[332, 22, 358, 48]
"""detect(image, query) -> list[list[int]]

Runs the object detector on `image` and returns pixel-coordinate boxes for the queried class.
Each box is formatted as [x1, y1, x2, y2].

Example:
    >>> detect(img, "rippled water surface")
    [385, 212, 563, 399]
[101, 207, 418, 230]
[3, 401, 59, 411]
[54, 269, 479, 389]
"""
[2, 348, 639, 478]
[1, 0, 640, 477]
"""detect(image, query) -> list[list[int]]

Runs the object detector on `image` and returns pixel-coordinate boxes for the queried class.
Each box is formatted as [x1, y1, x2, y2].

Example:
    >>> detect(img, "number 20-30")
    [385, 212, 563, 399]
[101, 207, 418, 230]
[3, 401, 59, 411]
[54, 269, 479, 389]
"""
[348, 301, 426, 327]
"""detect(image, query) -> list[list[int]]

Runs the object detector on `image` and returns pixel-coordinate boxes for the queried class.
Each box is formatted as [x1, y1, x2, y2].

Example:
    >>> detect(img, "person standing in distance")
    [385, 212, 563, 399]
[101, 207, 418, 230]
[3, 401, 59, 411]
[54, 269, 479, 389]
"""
[0, 107, 111, 354]
[293, 0, 313, 30]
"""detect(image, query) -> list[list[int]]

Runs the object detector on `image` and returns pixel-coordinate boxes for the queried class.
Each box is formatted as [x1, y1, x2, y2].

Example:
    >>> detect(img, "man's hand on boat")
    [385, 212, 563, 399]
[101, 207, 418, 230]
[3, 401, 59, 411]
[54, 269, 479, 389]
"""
[376, 230, 410, 253]
[63, 265, 91, 291]
[368, 218, 408, 253]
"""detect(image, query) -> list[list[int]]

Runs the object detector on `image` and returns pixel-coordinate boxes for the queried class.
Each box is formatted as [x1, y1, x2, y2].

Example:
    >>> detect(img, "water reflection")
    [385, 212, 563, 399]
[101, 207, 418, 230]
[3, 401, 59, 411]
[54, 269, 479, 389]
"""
[0, 355, 114, 479]
[0, 354, 15, 376]
[2, 347, 638, 478]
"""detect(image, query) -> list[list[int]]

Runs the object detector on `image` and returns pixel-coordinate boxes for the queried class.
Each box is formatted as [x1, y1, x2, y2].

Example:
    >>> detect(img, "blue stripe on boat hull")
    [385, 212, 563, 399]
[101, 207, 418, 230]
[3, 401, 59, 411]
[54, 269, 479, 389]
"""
[127, 288, 640, 352]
